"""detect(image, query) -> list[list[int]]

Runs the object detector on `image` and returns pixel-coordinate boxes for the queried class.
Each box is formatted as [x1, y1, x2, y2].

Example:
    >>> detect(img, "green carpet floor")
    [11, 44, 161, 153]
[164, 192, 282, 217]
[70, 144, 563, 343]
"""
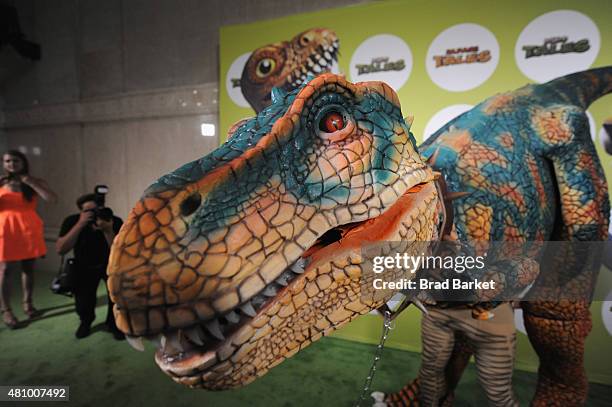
[1, 267, 610, 407]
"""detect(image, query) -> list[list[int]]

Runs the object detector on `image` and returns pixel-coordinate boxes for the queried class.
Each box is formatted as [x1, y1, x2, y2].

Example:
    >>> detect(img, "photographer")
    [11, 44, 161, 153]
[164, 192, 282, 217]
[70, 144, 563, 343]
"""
[56, 190, 124, 340]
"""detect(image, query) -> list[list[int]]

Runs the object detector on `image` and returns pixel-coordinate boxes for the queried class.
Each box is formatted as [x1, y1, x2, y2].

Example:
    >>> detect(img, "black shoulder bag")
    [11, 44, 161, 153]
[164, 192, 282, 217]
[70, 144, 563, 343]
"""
[50, 256, 76, 297]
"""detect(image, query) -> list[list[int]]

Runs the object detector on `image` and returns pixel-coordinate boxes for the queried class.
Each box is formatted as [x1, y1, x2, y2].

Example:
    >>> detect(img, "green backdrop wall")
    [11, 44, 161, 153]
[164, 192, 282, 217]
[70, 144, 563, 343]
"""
[219, 0, 612, 384]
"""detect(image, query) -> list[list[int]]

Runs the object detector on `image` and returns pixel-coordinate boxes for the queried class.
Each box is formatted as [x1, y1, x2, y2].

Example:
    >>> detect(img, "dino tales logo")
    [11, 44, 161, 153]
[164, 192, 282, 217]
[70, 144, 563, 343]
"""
[433, 46, 491, 68]
[355, 57, 405, 75]
[349, 34, 413, 90]
[522, 36, 590, 59]
[426, 23, 499, 92]
[515, 10, 600, 83]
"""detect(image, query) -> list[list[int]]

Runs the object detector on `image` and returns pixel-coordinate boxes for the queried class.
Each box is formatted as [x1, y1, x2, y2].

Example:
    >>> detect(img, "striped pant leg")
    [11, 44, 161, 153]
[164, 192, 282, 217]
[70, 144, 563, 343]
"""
[418, 309, 455, 407]
[465, 305, 519, 407]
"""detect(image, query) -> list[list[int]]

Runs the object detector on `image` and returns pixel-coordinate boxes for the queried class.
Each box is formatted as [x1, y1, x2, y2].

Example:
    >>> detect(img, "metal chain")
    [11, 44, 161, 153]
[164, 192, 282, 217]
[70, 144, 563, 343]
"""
[354, 310, 395, 407]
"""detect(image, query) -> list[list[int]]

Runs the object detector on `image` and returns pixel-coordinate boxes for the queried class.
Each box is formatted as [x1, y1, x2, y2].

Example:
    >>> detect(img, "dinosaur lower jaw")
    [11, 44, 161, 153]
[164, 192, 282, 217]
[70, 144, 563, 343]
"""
[144, 181, 439, 389]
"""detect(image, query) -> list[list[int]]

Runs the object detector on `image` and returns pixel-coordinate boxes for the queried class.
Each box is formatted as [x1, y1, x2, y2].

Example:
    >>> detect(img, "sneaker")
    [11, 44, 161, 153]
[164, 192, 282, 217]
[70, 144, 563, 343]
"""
[75, 323, 91, 339]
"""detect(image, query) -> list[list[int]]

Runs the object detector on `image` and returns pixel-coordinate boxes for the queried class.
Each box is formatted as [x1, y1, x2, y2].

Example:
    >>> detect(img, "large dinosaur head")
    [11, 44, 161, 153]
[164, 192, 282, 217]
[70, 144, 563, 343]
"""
[240, 28, 339, 112]
[108, 74, 438, 389]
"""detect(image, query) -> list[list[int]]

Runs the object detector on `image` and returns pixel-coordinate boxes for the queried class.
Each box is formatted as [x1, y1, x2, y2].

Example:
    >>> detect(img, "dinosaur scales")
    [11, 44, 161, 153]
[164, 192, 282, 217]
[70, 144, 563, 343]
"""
[385, 67, 612, 407]
[107, 67, 611, 405]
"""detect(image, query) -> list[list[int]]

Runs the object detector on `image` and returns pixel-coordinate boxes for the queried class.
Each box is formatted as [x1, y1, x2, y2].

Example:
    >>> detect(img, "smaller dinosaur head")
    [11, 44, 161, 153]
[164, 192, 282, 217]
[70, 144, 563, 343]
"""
[241, 28, 339, 112]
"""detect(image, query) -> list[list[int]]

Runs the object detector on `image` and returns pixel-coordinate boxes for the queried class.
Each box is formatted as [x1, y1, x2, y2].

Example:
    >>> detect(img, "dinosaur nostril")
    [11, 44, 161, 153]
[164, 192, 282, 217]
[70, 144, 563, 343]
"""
[179, 193, 201, 217]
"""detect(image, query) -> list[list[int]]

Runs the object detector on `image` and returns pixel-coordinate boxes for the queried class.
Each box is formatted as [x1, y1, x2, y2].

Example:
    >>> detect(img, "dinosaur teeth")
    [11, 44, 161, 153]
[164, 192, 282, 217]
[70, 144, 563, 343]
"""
[275, 269, 295, 286]
[126, 335, 145, 352]
[262, 284, 278, 297]
[290, 259, 306, 274]
[324, 51, 332, 60]
[240, 302, 257, 317]
[225, 311, 240, 324]
[183, 326, 205, 346]
[206, 319, 225, 340]
[318, 58, 327, 67]
[313, 65, 322, 74]
[147, 334, 163, 349]
[251, 295, 267, 310]
[165, 331, 184, 352]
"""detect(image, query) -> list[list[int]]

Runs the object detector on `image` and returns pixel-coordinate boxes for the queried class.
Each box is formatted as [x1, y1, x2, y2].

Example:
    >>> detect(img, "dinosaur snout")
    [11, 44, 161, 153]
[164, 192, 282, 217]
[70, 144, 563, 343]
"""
[107, 193, 216, 336]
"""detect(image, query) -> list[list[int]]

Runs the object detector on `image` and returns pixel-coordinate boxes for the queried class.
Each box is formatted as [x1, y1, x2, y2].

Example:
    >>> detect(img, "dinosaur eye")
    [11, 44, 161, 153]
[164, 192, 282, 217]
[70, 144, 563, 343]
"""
[299, 34, 312, 47]
[256, 58, 276, 78]
[319, 111, 345, 133]
[179, 193, 201, 217]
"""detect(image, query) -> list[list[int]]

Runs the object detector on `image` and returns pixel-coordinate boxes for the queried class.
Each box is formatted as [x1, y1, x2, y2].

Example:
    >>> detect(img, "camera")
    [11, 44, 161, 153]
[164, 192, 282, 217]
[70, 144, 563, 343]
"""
[85, 185, 114, 222]
[85, 207, 114, 222]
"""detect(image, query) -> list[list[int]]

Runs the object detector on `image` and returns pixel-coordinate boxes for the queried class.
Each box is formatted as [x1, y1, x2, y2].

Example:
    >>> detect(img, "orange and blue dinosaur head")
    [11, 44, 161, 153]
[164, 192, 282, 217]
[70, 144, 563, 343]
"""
[107, 74, 438, 389]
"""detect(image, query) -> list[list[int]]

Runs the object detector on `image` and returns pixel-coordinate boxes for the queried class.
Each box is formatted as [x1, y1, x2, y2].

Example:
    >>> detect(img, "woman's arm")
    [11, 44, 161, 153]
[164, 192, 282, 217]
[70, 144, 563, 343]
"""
[21, 175, 58, 203]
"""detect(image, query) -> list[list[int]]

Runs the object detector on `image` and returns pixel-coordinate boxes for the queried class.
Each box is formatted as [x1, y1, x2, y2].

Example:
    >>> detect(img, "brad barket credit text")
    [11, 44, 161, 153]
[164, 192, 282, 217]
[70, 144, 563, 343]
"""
[372, 278, 497, 291]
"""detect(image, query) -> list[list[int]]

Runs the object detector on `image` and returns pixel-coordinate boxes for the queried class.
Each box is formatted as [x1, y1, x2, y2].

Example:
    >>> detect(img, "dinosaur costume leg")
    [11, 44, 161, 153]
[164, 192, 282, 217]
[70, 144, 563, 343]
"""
[523, 106, 608, 405]
[523, 302, 592, 406]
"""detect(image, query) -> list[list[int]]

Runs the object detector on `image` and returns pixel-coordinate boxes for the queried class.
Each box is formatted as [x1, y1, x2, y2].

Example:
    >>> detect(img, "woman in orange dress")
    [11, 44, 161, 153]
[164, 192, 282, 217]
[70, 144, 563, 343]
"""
[1, 150, 56, 328]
